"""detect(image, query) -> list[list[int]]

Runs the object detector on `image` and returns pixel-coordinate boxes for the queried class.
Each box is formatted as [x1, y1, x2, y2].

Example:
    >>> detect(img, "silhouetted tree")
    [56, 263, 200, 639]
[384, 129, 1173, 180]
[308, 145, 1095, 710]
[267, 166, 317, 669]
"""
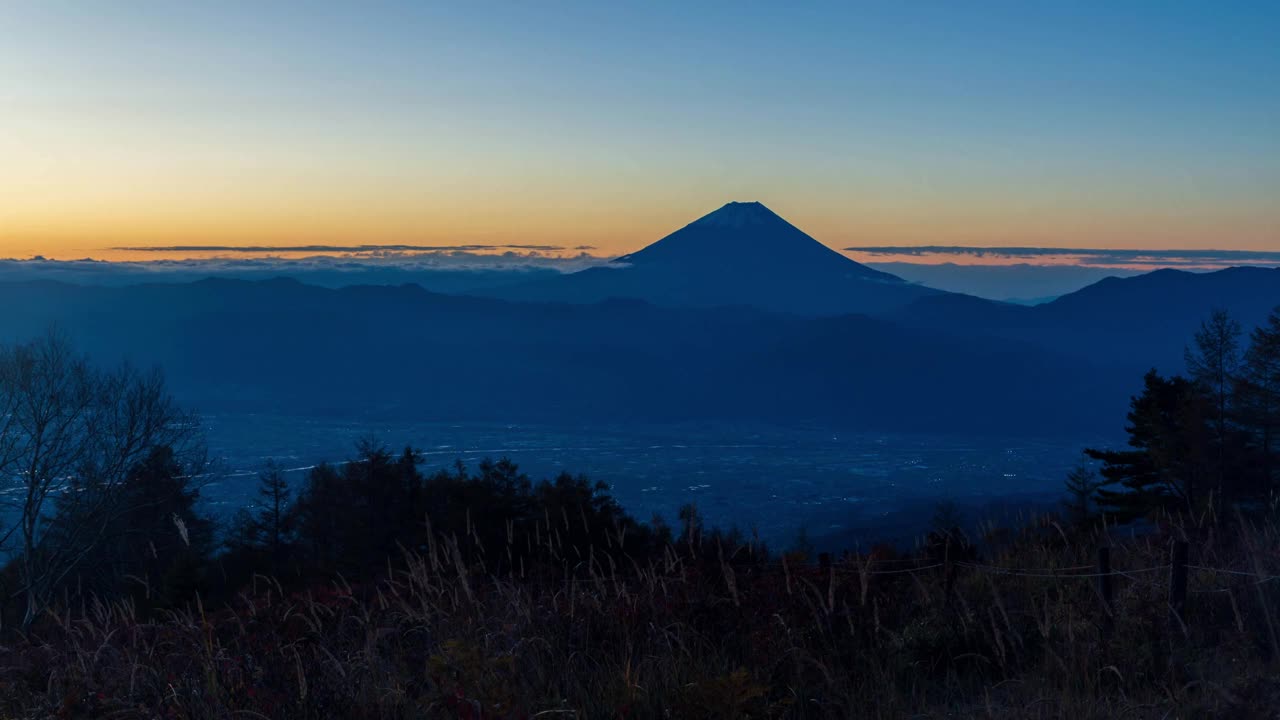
[0, 332, 201, 625]
[1062, 464, 1102, 526]
[1237, 307, 1280, 490]
[47, 446, 213, 609]
[226, 461, 296, 577]
[1185, 308, 1242, 498]
[649, 513, 675, 546]
[291, 462, 348, 572]
[678, 503, 704, 549]
[1087, 371, 1213, 521]
[286, 442, 423, 576]
[257, 461, 293, 562]
[420, 457, 532, 565]
[532, 472, 652, 563]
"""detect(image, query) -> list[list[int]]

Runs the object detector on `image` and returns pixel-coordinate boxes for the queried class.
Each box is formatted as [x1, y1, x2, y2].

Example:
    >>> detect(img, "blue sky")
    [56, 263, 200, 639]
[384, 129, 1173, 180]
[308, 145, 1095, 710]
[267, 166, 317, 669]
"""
[2, 1, 1277, 257]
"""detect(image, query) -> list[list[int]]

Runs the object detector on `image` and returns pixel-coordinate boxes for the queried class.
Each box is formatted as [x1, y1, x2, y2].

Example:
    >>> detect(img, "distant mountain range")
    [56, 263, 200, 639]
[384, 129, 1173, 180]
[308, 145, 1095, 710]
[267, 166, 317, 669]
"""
[0, 203, 1276, 436]
[0, 277, 1120, 434]
[485, 202, 942, 315]
[862, 261, 1146, 304]
[893, 266, 1280, 371]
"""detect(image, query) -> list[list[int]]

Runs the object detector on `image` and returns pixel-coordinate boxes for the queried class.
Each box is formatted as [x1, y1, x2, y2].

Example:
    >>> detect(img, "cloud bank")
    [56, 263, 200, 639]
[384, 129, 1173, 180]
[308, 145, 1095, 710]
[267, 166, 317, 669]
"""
[5, 244, 1274, 303]
[0, 251, 609, 292]
[111, 243, 583, 254]
[845, 246, 1280, 269]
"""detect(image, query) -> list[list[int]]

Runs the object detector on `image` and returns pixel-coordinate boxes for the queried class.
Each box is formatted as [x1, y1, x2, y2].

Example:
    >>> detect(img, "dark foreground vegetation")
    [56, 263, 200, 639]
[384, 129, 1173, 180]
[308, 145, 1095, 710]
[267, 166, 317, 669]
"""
[5, 504, 1280, 719]
[0, 305, 1278, 718]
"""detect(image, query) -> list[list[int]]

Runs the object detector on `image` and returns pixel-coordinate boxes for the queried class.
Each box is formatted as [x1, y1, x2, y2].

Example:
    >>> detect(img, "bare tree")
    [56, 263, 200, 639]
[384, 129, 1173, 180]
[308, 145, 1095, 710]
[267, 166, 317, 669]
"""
[0, 332, 201, 626]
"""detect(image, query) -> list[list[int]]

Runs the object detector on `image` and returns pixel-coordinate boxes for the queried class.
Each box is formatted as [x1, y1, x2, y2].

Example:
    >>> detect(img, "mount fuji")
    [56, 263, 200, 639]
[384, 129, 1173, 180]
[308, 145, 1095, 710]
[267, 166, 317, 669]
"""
[487, 202, 942, 315]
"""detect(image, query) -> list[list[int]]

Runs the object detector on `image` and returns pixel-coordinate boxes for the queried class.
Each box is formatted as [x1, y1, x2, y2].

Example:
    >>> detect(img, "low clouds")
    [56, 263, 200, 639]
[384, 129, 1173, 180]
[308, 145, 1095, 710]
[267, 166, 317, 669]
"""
[112, 243, 572, 254]
[845, 246, 1280, 269]
[848, 245, 1280, 301]
[0, 250, 610, 291]
[5, 243, 1275, 303]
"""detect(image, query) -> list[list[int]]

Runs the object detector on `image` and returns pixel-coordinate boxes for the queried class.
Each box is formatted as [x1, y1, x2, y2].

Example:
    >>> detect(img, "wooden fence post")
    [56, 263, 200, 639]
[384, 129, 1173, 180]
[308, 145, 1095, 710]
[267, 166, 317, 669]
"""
[1251, 547, 1280, 663]
[943, 540, 957, 609]
[1097, 546, 1114, 636]
[1169, 540, 1188, 639]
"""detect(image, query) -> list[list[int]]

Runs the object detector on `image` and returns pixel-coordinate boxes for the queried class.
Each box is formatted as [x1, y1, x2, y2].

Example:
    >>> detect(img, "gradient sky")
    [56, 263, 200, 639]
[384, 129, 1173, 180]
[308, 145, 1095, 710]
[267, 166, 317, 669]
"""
[2, 1, 1277, 260]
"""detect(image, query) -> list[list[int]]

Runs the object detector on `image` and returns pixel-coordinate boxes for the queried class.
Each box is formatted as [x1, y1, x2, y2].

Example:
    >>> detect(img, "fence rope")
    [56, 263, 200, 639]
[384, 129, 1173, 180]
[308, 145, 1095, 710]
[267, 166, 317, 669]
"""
[864, 563, 943, 575]
[958, 562, 1095, 574]
[762, 561, 944, 575]
[1186, 564, 1280, 585]
[1114, 567, 1170, 582]
[956, 562, 1168, 579]
[768, 559, 1276, 583]
[782, 563, 945, 575]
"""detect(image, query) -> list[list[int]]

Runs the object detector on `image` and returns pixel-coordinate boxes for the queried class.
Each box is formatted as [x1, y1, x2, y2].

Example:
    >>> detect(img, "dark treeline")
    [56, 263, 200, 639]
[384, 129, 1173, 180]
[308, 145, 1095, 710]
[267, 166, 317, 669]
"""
[2, 432, 706, 626]
[0, 335, 748, 627]
[218, 448, 691, 594]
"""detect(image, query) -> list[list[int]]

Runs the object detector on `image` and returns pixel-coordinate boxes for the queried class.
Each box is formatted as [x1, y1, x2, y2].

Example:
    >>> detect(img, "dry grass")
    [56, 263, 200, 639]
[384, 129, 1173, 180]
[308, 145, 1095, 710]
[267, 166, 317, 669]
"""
[2, 510, 1279, 719]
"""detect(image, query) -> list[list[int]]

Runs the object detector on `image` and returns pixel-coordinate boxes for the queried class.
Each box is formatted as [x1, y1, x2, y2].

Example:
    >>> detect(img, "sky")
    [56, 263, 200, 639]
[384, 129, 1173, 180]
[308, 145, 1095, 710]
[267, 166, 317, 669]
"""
[1, 1, 1277, 261]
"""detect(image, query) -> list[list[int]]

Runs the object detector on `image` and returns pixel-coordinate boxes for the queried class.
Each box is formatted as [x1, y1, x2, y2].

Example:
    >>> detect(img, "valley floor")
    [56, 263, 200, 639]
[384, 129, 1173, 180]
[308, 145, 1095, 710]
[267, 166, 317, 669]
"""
[196, 415, 1098, 547]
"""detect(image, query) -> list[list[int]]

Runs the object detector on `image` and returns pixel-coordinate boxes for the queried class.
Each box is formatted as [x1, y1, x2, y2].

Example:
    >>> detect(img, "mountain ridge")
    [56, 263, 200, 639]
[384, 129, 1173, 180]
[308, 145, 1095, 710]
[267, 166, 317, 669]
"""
[0, 276, 1121, 435]
[890, 265, 1280, 371]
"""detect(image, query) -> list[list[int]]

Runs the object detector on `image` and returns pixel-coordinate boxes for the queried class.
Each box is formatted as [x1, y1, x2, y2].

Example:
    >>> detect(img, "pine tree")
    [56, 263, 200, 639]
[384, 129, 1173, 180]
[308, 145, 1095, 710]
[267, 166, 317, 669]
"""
[1063, 463, 1102, 525]
[678, 503, 704, 548]
[50, 445, 213, 607]
[1184, 308, 1241, 499]
[256, 461, 292, 565]
[1087, 371, 1213, 521]
[1238, 307, 1280, 491]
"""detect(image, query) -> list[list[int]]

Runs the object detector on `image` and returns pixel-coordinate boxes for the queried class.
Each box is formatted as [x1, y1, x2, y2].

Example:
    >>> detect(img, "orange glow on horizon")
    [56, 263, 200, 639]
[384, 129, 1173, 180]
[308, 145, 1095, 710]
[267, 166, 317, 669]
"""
[2, 199, 1277, 264]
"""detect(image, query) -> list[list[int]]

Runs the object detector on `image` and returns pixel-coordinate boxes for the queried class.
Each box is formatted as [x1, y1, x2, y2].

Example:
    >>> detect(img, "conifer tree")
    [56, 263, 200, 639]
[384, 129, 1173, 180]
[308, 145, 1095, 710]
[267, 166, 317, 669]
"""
[1185, 308, 1241, 498]
[1063, 463, 1101, 525]
[1087, 371, 1213, 521]
[1237, 307, 1280, 490]
[256, 461, 293, 565]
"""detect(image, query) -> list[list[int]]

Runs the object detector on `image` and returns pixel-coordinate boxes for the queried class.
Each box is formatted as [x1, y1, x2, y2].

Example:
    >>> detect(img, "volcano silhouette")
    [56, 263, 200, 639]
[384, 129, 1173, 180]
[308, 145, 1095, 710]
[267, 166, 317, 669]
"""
[488, 201, 939, 315]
